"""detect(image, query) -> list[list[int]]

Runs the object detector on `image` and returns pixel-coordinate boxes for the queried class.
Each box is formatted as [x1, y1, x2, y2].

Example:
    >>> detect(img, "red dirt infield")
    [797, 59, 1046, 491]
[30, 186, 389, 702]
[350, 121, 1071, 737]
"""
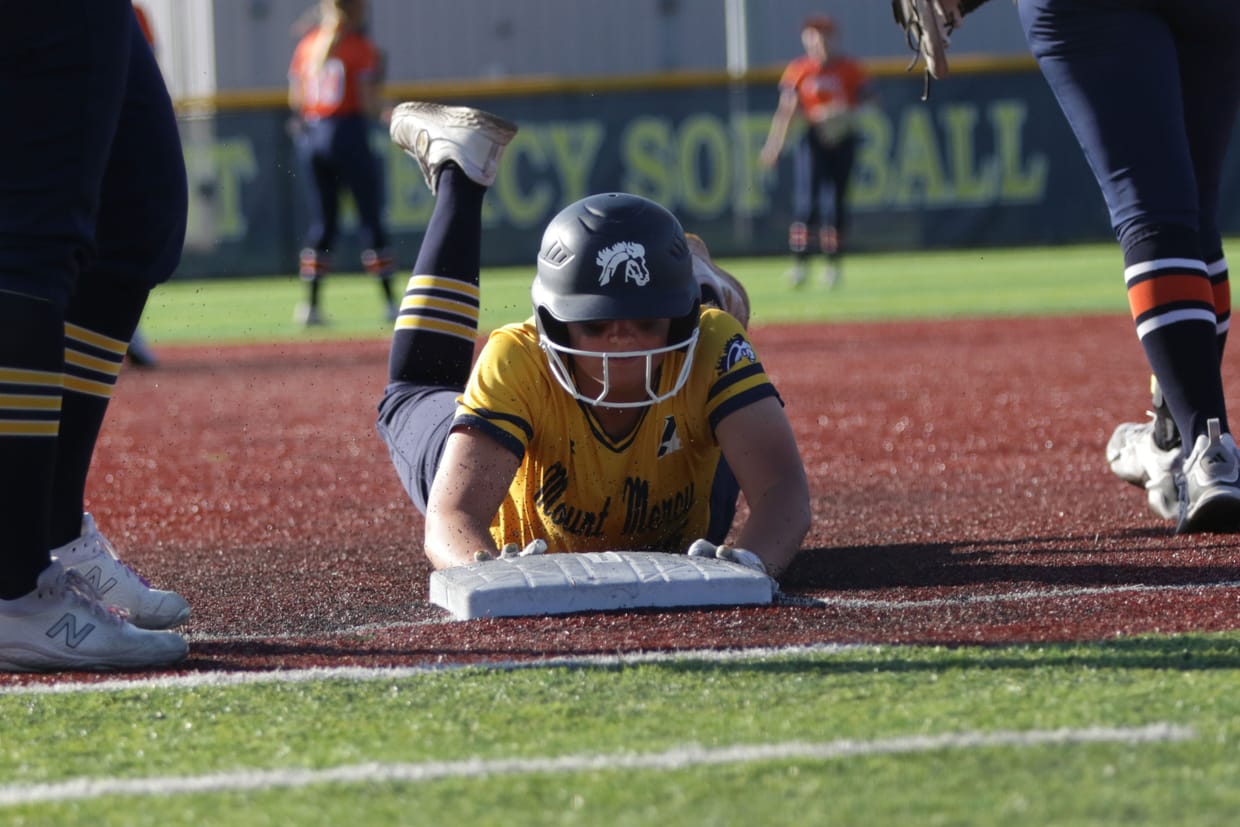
[5, 314, 1240, 684]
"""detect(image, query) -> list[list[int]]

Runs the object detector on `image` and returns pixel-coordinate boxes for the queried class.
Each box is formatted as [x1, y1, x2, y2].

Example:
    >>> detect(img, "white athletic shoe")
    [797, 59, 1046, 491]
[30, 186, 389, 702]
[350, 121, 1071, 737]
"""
[685, 233, 750, 329]
[293, 302, 325, 327]
[389, 101, 518, 193]
[820, 262, 841, 289]
[1177, 418, 1240, 534]
[0, 561, 187, 672]
[1106, 417, 1181, 520]
[51, 514, 190, 630]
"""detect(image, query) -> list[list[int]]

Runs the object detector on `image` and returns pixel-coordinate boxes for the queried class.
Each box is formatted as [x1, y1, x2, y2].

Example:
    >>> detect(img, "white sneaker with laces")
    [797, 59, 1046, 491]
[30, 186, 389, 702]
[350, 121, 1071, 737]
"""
[51, 514, 190, 630]
[0, 561, 187, 672]
[389, 101, 518, 193]
[1105, 417, 1181, 520]
[1177, 417, 1240, 534]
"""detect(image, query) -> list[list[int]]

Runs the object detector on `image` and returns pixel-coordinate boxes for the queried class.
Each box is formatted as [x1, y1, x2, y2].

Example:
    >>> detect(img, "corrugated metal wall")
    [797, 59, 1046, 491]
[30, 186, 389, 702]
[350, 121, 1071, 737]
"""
[198, 0, 1027, 94]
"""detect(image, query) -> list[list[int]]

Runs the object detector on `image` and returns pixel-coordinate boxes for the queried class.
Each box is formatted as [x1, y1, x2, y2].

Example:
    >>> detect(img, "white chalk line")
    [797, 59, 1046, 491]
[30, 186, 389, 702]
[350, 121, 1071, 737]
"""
[4, 579, 1235, 697]
[0, 644, 861, 696]
[184, 578, 1240, 642]
[0, 723, 1193, 807]
[774, 579, 1240, 609]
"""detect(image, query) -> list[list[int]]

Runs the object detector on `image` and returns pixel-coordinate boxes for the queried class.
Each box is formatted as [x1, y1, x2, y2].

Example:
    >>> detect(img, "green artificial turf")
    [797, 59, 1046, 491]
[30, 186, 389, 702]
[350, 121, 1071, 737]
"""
[140, 241, 1137, 346]
[4, 635, 1240, 825]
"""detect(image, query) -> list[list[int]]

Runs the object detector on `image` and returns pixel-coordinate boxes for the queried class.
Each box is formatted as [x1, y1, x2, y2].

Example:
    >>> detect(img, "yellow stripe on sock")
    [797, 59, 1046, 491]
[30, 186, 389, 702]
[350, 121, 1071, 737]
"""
[393, 315, 478, 342]
[63, 374, 116, 399]
[65, 348, 124, 378]
[0, 393, 62, 412]
[0, 420, 59, 437]
[406, 274, 481, 301]
[0, 367, 63, 388]
[64, 322, 128, 357]
[400, 294, 482, 317]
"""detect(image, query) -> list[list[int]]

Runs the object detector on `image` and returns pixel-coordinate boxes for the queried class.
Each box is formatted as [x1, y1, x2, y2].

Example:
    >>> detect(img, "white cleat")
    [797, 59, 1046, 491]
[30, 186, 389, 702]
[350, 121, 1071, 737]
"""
[389, 101, 518, 193]
[1106, 417, 1181, 520]
[0, 561, 187, 672]
[51, 514, 190, 630]
[1177, 418, 1240, 534]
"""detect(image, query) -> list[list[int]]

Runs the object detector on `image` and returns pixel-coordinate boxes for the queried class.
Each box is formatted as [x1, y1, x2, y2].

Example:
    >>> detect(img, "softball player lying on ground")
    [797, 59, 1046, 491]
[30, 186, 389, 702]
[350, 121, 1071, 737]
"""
[376, 102, 810, 580]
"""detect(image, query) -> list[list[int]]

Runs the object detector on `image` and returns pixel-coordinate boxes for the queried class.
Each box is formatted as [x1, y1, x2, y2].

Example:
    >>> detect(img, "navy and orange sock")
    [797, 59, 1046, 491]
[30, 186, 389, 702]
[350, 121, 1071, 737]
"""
[1124, 226, 1227, 443]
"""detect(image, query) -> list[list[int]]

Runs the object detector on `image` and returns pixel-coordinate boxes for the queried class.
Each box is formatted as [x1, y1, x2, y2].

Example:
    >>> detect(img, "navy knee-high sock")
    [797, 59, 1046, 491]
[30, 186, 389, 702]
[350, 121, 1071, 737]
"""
[1206, 249, 1230, 359]
[387, 164, 487, 386]
[0, 293, 64, 598]
[1124, 226, 1229, 445]
[49, 279, 148, 547]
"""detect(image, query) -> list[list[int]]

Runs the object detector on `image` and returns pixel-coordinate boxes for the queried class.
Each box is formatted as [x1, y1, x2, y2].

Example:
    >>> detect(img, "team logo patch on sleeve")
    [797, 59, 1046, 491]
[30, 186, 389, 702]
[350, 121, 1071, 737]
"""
[717, 334, 757, 374]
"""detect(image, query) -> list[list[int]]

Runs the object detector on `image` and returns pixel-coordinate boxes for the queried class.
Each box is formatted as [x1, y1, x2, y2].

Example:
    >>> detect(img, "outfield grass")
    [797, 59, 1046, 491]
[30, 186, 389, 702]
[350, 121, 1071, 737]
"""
[3, 635, 1239, 825]
[140, 241, 1135, 345]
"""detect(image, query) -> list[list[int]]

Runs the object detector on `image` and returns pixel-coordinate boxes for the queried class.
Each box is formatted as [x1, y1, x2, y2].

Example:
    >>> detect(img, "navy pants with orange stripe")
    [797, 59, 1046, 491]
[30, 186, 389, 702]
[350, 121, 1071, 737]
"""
[1021, 0, 1240, 444]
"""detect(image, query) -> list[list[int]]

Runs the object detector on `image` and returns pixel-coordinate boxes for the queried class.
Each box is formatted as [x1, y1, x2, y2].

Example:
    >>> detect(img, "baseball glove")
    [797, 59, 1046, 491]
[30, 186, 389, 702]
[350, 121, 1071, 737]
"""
[892, 0, 995, 99]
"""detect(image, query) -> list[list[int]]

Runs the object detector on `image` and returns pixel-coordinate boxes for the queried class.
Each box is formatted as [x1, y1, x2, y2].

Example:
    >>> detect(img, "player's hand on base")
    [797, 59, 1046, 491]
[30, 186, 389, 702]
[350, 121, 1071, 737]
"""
[686, 538, 767, 574]
[475, 539, 548, 562]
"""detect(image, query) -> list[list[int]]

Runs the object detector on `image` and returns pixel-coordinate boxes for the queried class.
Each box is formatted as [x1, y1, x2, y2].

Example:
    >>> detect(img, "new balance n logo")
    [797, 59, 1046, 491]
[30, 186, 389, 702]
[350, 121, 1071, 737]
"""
[46, 612, 96, 649]
[76, 565, 118, 596]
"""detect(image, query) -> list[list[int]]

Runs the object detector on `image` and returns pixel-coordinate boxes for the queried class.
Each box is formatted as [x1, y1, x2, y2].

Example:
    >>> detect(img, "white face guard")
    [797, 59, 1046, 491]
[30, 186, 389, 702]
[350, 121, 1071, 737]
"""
[539, 330, 700, 409]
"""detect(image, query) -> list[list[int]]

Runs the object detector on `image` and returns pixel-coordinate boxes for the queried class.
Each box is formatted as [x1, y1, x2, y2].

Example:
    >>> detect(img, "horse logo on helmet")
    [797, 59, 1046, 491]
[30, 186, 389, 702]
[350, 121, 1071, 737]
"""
[595, 241, 651, 287]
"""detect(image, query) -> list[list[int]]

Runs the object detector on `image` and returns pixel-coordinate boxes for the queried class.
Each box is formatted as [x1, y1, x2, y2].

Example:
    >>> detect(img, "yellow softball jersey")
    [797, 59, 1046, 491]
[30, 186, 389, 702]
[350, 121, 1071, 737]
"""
[454, 308, 779, 553]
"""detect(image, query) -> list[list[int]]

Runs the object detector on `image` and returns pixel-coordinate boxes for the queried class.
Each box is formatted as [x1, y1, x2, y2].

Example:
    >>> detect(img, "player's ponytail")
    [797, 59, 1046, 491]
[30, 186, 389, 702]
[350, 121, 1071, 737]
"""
[308, 0, 363, 70]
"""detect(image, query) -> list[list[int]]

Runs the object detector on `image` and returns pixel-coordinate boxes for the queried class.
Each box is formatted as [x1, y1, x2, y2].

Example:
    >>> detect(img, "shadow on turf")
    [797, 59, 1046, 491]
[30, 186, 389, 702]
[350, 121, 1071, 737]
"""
[784, 539, 1240, 592]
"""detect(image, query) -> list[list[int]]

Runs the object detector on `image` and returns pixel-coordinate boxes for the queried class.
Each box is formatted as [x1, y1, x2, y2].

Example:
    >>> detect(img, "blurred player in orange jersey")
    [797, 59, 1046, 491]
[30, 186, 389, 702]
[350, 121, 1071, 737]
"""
[288, 0, 397, 326]
[760, 14, 874, 289]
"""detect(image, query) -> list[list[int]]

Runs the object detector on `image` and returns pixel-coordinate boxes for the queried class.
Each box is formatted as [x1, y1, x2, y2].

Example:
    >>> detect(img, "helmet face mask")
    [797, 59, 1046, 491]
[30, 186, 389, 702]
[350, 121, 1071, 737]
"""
[540, 327, 700, 409]
[532, 193, 700, 408]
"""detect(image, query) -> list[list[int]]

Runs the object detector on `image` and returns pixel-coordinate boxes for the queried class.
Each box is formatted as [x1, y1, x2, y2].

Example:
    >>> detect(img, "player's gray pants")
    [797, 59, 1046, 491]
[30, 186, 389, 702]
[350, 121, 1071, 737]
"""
[376, 382, 458, 516]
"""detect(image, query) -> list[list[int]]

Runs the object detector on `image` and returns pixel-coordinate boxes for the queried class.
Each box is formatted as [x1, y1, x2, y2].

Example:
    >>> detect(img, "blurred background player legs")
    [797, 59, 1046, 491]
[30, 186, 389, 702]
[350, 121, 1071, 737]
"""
[292, 115, 398, 326]
[0, 0, 190, 670]
[289, 0, 397, 327]
[125, 326, 159, 368]
[789, 128, 858, 288]
[1018, 0, 1240, 531]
